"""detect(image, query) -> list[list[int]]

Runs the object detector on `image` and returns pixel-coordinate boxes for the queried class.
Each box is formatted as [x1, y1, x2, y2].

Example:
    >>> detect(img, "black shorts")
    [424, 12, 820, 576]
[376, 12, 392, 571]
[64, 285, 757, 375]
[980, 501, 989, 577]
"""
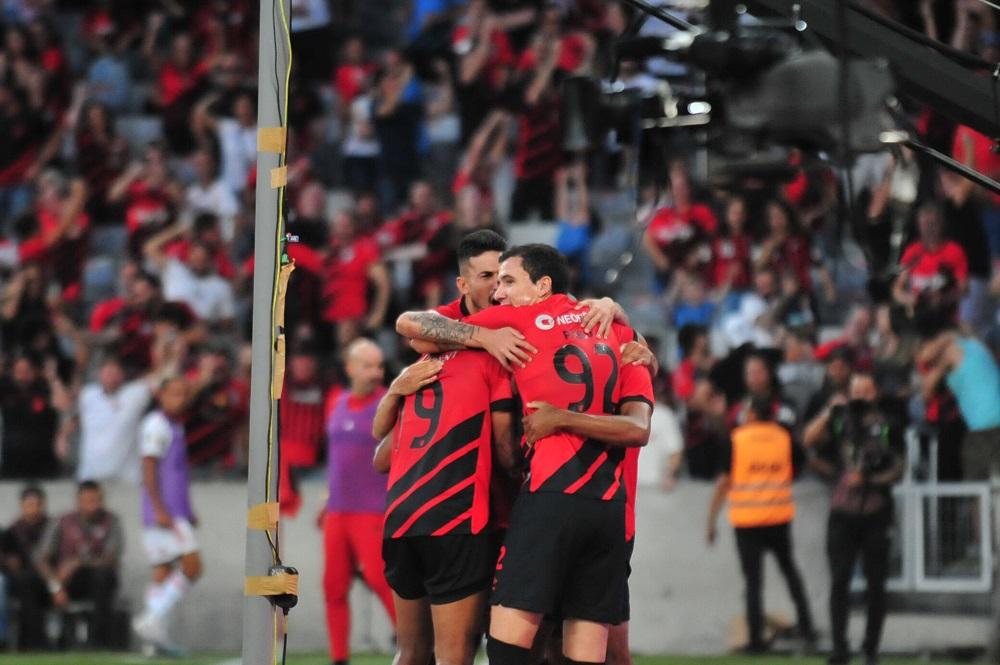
[383, 533, 496, 605]
[622, 537, 635, 622]
[491, 491, 627, 624]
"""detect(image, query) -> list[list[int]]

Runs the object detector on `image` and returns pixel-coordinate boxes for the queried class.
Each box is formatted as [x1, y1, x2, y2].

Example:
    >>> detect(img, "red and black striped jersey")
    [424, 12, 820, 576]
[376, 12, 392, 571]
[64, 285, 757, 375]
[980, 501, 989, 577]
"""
[465, 294, 636, 501]
[384, 350, 513, 538]
[619, 363, 655, 541]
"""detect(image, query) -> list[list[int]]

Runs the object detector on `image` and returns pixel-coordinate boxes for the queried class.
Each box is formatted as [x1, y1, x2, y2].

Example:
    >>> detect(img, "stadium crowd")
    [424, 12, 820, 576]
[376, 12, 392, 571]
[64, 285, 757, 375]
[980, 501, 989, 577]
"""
[0, 0, 998, 658]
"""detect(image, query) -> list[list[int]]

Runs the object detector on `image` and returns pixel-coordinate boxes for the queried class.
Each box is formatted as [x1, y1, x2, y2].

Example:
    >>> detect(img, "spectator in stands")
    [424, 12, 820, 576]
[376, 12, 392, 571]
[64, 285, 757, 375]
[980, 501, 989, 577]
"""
[144, 222, 237, 330]
[555, 160, 594, 291]
[192, 90, 257, 197]
[643, 382, 685, 491]
[73, 102, 127, 220]
[643, 163, 718, 290]
[804, 372, 906, 665]
[88, 267, 167, 374]
[185, 150, 239, 243]
[778, 330, 826, 421]
[278, 340, 328, 518]
[184, 345, 249, 472]
[334, 37, 375, 112]
[35, 481, 123, 649]
[71, 349, 178, 484]
[754, 200, 815, 295]
[453, 110, 507, 231]
[31, 173, 89, 303]
[0, 263, 49, 351]
[893, 202, 969, 311]
[453, 0, 515, 141]
[3, 486, 50, 650]
[672, 323, 712, 403]
[107, 142, 184, 257]
[918, 326, 1000, 479]
[509, 6, 577, 222]
[380, 180, 454, 308]
[152, 30, 214, 155]
[729, 351, 798, 431]
[0, 353, 68, 479]
[85, 32, 131, 113]
[322, 210, 391, 347]
[721, 267, 782, 350]
[803, 344, 855, 423]
[668, 272, 716, 331]
[373, 49, 424, 208]
[341, 67, 381, 197]
[711, 195, 753, 309]
[0, 80, 50, 234]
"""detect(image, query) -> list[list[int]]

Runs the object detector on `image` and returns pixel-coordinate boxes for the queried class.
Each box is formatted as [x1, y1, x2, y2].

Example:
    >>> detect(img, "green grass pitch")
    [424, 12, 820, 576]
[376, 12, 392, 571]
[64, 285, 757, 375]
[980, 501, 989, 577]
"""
[0, 654, 970, 665]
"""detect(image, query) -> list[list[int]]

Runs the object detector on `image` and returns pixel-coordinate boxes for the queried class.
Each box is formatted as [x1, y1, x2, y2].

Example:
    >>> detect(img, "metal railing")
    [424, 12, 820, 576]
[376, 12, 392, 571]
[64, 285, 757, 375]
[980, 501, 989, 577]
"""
[858, 430, 994, 594]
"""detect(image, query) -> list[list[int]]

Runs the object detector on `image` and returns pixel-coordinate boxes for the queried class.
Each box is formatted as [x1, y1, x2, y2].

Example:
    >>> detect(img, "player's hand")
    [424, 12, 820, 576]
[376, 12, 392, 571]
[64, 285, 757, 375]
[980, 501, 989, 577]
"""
[621, 341, 655, 367]
[390, 359, 443, 396]
[154, 508, 173, 529]
[523, 401, 564, 444]
[576, 297, 627, 338]
[478, 327, 537, 371]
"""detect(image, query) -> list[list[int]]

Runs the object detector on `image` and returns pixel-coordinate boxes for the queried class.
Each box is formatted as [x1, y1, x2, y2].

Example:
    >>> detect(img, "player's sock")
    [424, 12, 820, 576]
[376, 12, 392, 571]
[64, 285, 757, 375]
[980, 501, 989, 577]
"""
[564, 658, 604, 665]
[148, 570, 192, 622]
[486, 636, 531, 665]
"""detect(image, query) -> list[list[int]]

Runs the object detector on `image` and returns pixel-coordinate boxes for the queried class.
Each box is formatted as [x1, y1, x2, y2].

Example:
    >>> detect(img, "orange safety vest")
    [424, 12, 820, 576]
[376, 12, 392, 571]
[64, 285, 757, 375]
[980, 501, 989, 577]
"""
[728, 421, 795, 528]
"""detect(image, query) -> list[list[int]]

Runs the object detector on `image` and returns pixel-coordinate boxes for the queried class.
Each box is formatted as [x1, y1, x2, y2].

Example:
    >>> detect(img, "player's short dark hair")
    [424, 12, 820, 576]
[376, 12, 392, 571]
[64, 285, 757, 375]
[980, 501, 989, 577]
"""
[747, 395, 773, 422]
[78, 480, 102, 494]
[457, 230, 507, 269]
[500, 244, 569, 294]
[678, 324, 708, 358]
[21, 485, 45, 502]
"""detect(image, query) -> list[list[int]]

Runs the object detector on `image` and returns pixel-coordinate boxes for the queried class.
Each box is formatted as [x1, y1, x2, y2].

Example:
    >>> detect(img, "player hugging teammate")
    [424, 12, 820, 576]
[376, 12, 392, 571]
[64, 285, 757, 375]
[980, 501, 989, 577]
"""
[372, 230, 657, 665]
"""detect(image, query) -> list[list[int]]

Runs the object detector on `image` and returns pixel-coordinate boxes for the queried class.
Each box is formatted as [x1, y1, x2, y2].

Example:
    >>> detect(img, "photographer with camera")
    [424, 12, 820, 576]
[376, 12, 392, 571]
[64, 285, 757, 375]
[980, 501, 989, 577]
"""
[803, 372, 906, 665]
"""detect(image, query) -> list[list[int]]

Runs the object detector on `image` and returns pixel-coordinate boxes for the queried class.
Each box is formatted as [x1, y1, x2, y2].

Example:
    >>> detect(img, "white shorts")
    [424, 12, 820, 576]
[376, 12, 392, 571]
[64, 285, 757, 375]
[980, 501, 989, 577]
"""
[142, 519, 199, 566]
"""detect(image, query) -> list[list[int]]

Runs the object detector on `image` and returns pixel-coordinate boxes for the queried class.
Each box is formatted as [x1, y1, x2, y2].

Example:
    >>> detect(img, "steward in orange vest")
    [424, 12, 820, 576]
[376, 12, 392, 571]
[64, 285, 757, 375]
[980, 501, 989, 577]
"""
[706, 396, 815, 653]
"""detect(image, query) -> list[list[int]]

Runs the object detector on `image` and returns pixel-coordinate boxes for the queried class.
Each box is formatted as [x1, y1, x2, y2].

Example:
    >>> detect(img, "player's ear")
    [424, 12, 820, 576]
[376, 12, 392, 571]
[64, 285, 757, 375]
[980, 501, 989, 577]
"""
[456, 274, 468, 295]
[537, 275, 552, 298]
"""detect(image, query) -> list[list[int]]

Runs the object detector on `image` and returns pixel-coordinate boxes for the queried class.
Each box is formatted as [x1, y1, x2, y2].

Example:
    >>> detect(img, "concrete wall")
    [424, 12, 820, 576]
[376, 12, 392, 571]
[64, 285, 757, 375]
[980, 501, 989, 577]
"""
[0, 479, 988, 655]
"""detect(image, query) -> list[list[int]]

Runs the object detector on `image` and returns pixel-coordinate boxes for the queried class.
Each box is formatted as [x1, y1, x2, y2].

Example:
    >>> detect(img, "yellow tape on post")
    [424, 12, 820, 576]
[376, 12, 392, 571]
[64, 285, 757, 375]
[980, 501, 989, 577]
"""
[273, 334, 286, 400]
[275, 262, 295, 329]
[270, 166, 288, 188]
[258, 127, 287, 154]
[246, 502, 280, 531]
[245, 573, 298, 597]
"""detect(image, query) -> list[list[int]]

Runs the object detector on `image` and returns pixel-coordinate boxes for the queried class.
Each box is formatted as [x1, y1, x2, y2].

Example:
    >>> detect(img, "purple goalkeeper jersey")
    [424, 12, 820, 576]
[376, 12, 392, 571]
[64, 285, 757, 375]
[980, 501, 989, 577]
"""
[325, 388, 387, 514]
[142, 413, 194, 526]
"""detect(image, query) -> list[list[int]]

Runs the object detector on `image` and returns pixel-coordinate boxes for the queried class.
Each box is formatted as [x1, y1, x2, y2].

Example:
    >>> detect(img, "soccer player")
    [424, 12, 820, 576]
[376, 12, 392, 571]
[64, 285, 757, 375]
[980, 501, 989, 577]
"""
[521, 359, 657, 665]
[398, 230, 632, 365]
[320, 338, 397, 665]
[396, 243, 646, 665]
[133, 376, 201, 655]
[373, 347, 515, 665]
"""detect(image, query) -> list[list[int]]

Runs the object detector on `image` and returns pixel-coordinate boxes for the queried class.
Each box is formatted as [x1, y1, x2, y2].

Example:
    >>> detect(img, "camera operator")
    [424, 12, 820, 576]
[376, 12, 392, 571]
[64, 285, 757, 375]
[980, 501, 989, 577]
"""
[803, 371, 906, 665]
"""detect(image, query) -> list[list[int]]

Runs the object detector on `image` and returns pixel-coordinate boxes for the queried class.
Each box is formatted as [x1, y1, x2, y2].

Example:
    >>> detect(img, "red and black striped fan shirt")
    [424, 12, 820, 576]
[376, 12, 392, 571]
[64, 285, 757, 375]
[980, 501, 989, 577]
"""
[384, 350, 513, 538]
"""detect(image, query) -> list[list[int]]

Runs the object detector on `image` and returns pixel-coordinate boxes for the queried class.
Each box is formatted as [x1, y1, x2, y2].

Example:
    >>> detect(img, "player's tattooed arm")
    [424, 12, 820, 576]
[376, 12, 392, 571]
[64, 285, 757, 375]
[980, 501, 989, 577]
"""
[397, 311, 477, 345]
[397, 311, 538, 371]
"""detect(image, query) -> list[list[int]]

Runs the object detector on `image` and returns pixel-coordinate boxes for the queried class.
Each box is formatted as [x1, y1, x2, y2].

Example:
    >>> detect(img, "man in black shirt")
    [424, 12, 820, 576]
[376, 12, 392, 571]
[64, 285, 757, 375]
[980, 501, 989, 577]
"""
[804, 372, 906, 665]
[3, 486, 52, 649]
